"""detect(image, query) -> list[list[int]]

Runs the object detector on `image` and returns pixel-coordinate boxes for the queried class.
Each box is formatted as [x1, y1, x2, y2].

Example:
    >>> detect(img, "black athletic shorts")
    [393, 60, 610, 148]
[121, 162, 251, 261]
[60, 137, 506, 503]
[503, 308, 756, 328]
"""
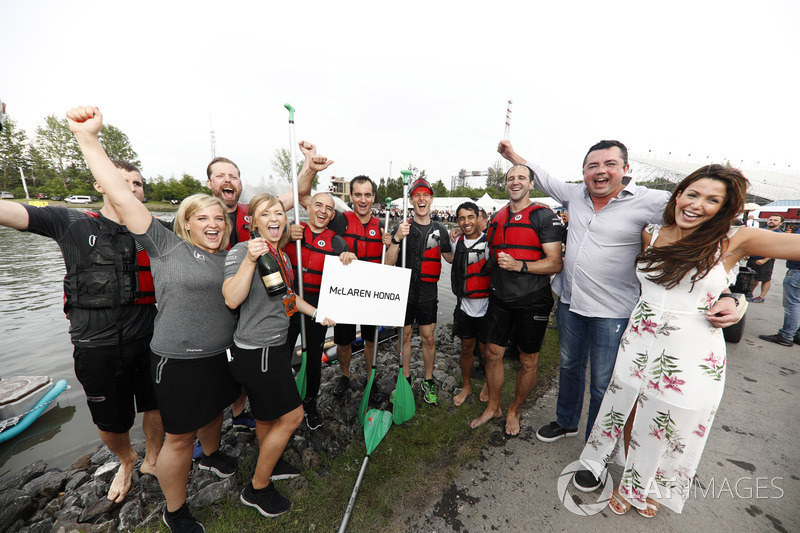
[333, 323, 378, 346]
[73, 336, 158, 434]
[151, 351, 239, 435]
[229, 343, 302, 421]
[485, 288, 554, 354]
[747, 257, 775, 282]
[452, 307, 487, 343]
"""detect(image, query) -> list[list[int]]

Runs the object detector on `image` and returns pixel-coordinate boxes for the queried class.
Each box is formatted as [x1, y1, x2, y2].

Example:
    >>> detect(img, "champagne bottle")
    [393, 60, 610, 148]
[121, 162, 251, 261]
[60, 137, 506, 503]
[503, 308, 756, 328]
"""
[256, 251, 287, 296]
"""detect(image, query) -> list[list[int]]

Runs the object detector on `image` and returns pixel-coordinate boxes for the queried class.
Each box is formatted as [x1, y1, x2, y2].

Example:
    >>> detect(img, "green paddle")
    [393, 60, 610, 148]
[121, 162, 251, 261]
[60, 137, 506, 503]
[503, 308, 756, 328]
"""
[393, 171, 416, 425]
[338, 409, 393, 533]
[285, 103, 307, 399]
[358, 197, 393, 426]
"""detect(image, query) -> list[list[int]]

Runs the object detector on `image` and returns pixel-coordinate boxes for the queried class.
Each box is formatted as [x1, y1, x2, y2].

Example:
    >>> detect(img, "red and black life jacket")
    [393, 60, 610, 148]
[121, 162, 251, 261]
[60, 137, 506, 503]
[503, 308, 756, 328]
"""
[486, 204, 545, 262]
[415, 220, 443, 283]
[341, 211, 382, 263]
[451, 234, 490, 299]
[63, 211, 156, 313]
[284, 223, 339, 295]
[226, 203, 251, 249]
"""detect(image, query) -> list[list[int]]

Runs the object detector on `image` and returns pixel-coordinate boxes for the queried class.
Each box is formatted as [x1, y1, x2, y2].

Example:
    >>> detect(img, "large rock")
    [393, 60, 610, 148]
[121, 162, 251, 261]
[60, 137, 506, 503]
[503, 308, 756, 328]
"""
[0, 460, 47, 493]
[65, 470, 90, 492]
[0, 491, 36, 533]
[187, 478, 235, 507]
[21, 470, 68, 500]
[73, 479, 106, 508]
[117, 500, 143, 532]
[92, 462, 119, 483]
[79, 496, 117, 523]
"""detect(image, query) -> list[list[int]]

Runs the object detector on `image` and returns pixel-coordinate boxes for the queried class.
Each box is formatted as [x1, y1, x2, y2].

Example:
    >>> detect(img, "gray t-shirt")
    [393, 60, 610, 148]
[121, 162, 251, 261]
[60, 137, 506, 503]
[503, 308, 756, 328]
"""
[134, 219, 236, 359]
[224, 242, 290, 348]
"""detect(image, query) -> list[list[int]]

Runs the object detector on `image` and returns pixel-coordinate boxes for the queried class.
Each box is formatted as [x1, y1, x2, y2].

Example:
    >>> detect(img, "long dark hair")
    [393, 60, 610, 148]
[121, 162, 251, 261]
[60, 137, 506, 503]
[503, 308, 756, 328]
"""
[638, 164, 749, 289]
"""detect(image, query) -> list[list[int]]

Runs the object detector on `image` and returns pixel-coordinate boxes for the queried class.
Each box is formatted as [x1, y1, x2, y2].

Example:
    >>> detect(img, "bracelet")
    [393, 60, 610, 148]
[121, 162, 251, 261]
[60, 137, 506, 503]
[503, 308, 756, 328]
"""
[718, 293, 739, 306]
[312, 309, 318, 319]
[391, 236, 400, 245]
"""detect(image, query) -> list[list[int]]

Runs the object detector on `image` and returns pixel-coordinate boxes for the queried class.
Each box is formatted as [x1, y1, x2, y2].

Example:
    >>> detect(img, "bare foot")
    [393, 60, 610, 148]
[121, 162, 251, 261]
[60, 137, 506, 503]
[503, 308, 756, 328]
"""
[140, 456, 157, 476]
[453, 387, 472, 407]
[479, 383, 488, 402]
[107, 450, 138, 503]
[505, 409, 521, 436]
[470, 407, 502, 429]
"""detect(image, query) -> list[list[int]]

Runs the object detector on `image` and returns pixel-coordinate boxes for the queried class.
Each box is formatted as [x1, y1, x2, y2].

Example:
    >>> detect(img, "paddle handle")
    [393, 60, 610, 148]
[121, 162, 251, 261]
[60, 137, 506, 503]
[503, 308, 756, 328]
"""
[338, 455, 371, 533]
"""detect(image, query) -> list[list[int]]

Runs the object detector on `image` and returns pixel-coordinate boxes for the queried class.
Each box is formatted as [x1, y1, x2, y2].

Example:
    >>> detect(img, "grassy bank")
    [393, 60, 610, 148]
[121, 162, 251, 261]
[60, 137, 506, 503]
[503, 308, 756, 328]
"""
[147, 331, 560, 533]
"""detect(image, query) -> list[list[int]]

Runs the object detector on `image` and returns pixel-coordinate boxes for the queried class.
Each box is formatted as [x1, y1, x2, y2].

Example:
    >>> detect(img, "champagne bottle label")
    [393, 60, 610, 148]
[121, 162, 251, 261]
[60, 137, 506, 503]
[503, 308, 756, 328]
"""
[261, 271, 284, 288]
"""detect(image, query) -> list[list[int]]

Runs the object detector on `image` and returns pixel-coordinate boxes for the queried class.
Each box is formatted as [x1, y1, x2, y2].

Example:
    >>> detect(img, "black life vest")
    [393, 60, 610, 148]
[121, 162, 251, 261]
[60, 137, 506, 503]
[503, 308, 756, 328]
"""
[341, 211, 382, 263]
[227, 203, 251, 249]
[284, 223, 339, 295]
[486, 204, 545, 262]
[451, 234, 490, 299]
[63, 212, 156, 313]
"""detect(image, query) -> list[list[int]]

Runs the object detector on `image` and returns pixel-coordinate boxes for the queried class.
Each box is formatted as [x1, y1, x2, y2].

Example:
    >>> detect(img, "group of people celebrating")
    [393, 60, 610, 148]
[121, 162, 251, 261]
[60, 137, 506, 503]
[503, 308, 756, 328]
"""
[2, 103, 798, 531]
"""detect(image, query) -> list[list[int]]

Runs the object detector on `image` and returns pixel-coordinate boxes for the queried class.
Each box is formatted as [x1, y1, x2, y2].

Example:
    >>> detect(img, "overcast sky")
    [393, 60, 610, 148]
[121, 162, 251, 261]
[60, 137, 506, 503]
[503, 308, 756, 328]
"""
[2, 0, 798, 195]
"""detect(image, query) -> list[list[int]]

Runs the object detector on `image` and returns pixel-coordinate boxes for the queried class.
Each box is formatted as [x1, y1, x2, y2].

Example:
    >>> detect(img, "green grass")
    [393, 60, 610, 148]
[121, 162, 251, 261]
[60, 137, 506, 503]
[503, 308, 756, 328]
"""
[145, 329, 561, 533]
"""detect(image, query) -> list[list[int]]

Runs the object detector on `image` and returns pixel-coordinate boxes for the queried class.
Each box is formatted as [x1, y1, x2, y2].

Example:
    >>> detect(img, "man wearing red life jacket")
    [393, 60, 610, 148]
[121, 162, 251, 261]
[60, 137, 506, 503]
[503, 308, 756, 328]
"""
[285, 193, 356, 429]
[205, 146, 328, 430]
[386, 178, 454, 406]
[450, 201, 491, 407]
[0, 161, 167, 504]
[318, 176, 386, 404]
[469, 165, 564, 436]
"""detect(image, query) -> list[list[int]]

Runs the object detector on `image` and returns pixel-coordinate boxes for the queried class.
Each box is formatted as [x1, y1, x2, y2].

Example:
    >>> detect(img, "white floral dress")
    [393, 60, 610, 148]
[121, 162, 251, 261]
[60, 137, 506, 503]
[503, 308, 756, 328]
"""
[579, 224, 738, 513]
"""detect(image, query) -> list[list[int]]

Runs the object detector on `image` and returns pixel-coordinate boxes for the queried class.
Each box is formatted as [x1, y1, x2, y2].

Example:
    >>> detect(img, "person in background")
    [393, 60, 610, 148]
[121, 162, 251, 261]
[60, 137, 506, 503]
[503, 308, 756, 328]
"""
[69, 105, 239, 532]
[0, 161, 164, 505]
[222, 192, 335, 517]
[745, 214, 784, 303]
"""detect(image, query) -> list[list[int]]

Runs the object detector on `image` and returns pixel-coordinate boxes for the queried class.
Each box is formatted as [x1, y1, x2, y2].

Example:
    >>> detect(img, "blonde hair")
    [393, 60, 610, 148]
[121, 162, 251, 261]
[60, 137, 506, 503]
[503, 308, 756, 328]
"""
[248, 193, 290, 249]
[174, 194, 232, 250]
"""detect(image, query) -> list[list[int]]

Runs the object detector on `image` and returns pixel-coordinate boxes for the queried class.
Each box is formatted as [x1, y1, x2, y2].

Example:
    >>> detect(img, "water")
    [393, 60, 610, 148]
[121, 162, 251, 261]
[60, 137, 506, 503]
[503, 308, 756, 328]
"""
[0, 215, 456, 478]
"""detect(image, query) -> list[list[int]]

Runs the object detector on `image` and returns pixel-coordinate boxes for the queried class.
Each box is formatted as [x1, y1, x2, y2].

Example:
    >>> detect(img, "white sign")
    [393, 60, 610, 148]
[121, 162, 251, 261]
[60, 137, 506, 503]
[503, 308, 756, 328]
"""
[316, 255, 411, 327]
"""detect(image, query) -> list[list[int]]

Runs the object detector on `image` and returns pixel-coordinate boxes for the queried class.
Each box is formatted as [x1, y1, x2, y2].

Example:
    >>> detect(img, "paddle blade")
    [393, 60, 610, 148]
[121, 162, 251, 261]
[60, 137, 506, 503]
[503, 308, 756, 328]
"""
[358, 369, 376, 426]
[364, 409, 393, 455]
[296, 350, 308, 399]
[392, 369, 415, 425]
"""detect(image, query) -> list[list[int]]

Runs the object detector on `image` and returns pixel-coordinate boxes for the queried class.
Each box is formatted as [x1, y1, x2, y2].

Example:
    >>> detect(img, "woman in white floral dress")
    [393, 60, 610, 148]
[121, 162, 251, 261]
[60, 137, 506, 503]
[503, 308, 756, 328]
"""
[579, 164, 800, 518]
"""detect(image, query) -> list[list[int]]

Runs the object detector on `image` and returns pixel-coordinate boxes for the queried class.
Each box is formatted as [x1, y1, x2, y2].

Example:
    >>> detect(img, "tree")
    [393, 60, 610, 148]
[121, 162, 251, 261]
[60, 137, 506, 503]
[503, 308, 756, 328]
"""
[99, 124, 141, 168]
[376, 177, 388, 203]
[271, 148, 318, 189]
[385, 176, 402, 200]
[432, 179, 448, 197]
[486, 160, 505, 190]
[0, 115, 28, 191]
[35, 115, 86, 191]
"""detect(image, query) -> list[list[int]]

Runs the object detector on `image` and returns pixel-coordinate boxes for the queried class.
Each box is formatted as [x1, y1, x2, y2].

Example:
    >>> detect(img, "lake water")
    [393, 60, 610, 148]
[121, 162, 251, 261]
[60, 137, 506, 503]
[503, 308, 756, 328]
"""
[0, 213, 456, 478]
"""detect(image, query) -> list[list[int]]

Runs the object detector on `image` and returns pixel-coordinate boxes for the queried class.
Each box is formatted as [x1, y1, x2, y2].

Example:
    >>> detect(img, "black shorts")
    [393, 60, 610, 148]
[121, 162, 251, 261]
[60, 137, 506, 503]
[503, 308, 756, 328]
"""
[229, 343, 301, 421]
[485, 289, 553, 354]
[333, 323, 378, 346]
[453, 307, 486, 342]
[73, 336, 158, 434]
[151, 351, 239, 435]
[747, 257, 775, 282]
[404, 281, 438, 327]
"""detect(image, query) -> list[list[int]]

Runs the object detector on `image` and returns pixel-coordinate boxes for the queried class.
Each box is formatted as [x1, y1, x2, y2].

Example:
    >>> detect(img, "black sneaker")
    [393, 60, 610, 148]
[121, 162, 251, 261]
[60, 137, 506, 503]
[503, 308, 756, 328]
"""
[758, 333, 793, 347]
[331, 375, 350, 398]
[304, 400, 323, 430]
[198, 450, 238, 478]
[271, 458, 301, 481]
[240, 482, 290, 518]
[573, 469, 603, 492]
[163, 503, 205, 532]
[232, 409, 257, 431]
[794, 334, 800, 345]
[536, 421, 579, 442]
[369, 382, 383, 404]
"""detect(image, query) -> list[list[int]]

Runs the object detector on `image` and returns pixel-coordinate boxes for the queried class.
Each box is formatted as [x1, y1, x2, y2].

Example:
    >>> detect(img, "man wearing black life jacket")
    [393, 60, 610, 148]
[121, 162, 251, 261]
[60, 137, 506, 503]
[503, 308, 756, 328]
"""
[450, 201, 490, 408]
[285, 192, 356, 429]
[0, 161, 168, 504]
[316, 176, 386, 404]
[469, 164, 563, 436]
[386, 177, 454, 406]
[205, 148, 327, 431]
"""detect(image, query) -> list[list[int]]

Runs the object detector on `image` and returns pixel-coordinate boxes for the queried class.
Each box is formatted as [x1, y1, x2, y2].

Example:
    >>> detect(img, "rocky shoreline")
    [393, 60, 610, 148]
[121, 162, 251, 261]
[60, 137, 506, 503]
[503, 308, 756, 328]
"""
[0, 327, 465, 533]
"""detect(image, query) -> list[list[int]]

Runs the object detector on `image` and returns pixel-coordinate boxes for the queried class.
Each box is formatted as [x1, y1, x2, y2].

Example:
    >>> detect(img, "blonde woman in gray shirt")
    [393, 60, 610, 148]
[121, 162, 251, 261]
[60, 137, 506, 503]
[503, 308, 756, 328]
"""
[69, 106, 240, 532]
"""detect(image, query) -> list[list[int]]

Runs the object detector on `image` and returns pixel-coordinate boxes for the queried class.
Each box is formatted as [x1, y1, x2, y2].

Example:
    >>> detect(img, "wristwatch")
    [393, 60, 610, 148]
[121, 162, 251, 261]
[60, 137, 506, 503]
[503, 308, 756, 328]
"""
[391, 236, 400, 245]
[718, 293, 738, 306]
[520, 261, 528, 273]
